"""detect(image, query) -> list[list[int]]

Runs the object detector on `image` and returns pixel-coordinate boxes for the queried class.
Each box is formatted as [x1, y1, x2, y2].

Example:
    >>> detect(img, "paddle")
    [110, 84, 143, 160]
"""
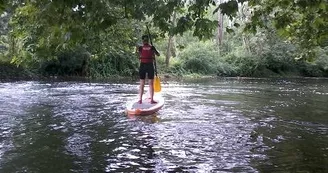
[146, 25, 161, 92]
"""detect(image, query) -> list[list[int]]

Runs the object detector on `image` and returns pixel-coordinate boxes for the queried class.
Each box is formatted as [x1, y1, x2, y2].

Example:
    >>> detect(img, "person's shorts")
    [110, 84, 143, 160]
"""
[139, 63, 154, 79]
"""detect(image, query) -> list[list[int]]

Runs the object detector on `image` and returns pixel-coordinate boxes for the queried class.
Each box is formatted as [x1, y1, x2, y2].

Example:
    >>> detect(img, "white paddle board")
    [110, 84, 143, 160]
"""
[126, 94, 164, 116]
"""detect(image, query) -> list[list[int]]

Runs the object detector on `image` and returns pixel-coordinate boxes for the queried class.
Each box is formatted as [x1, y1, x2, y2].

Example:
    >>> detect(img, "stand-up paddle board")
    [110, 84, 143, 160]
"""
[126, 94, 164, 116]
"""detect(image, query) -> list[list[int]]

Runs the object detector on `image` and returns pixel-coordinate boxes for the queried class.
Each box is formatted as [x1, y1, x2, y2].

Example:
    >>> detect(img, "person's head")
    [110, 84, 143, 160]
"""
[142, 35, 149, 44]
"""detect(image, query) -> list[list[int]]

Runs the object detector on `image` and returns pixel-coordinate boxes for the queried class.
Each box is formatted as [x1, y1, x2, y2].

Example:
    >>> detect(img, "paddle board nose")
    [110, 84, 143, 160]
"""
[135, 109, 141, 115]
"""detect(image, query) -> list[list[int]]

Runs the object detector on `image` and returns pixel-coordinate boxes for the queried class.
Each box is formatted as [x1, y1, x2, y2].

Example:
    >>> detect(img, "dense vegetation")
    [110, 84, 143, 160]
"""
[0, 0, 327, 79]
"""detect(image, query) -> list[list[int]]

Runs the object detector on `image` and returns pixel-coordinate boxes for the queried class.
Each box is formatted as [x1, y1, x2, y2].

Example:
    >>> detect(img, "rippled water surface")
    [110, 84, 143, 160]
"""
[0, 78, 328, 172]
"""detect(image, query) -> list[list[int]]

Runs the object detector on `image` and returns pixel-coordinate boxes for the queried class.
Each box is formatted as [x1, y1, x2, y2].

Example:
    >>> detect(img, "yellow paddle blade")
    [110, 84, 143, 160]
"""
[154, 76, 161, 92]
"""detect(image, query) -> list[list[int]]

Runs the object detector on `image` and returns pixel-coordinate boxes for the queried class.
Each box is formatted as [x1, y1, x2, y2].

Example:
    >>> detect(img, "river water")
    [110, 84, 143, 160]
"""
[0, 78, 327, 173]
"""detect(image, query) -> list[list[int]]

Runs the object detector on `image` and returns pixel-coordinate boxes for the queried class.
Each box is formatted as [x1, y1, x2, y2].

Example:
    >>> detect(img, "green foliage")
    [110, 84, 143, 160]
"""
[179, 41, 217, 74]
[0, 0, 327, 79]
[39, 48, 90, 76]
[1, 0, 327, 55]
[172, 22, 328, 78]
[168, 60, 186, 75]
[222, 44, 268, 77]
[245, 30, 299, 74]
[216, 0, 239, 19]
[0, 35, 9, 62]
[246, 0, 328, 59]
[0, 10, 10, 62]
[5, 0, 222, 44]
[0, 1, 6, 14]
[89, 51, 138, 78]
[175, 41, 236, 76]
[261, 43, 296, 73]
[4, 1, 144, 77]
[157, 26, 328, 78]
[0, 61, 33, 79]
[299, 47, 328, 77]
[298, 62, 324, 77]
[316, 47, 328, 71]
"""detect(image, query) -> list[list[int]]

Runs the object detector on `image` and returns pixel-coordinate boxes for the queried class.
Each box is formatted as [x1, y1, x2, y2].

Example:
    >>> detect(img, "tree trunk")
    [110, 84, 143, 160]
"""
[165, 11, 177, 68]
[243, 36, 251, 53]
[10, 36, 15, 58]
[217, 0, 224, 46]
[165, 37, 173, 68]
[240, 3, 251, 53]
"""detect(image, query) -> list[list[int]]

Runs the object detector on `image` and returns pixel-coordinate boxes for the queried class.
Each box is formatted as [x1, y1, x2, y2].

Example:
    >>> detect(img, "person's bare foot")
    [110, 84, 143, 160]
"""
[150, 100, 157, 104]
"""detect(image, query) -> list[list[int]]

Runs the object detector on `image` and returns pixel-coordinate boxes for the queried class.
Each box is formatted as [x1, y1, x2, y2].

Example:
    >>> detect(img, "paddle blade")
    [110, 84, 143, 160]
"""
[154, 76, 161, 92]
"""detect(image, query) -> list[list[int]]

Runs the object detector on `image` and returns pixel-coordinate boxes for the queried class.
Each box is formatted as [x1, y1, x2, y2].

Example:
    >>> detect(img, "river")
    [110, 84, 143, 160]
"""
[0, 78, 327, 172]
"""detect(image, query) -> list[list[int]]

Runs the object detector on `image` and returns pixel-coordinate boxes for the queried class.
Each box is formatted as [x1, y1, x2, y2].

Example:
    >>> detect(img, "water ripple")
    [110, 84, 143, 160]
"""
[0, 79, 327, 172]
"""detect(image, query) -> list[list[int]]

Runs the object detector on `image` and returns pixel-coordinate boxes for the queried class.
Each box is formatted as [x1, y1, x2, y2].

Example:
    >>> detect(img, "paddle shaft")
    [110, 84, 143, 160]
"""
[146, 25, 158, 76]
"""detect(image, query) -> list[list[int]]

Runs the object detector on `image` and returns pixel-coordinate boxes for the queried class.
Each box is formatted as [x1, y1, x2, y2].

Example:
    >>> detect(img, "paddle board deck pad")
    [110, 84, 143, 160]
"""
[126, 95, 164, 116]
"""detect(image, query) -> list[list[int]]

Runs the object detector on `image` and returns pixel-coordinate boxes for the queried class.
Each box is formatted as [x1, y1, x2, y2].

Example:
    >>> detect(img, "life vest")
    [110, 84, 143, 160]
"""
[139, 44, 154, 63]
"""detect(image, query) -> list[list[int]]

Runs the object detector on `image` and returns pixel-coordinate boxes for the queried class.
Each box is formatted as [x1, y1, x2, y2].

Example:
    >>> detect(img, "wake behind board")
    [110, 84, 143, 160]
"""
[126, 95, 164, 116]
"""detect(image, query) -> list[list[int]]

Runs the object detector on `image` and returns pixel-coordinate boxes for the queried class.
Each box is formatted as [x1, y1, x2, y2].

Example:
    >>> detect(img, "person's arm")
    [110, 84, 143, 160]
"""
[152, 46, 160, 56]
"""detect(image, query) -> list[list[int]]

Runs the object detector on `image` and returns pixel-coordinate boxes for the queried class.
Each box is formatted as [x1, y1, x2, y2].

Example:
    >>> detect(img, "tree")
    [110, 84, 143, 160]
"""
[2, 0, 327, 64]
[165, 11, 177, 68]
[244, 0, 328, 59]
[0, 11, 10, 58]
[216, 0, 224, 46]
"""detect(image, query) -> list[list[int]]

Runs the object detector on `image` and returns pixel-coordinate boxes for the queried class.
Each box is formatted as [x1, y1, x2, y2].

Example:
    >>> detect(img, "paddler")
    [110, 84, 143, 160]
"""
[136, 35, 160, 104]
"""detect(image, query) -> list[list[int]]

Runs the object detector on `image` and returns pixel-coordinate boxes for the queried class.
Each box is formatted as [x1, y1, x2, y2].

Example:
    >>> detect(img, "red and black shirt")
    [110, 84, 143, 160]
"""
[138, 43, 159, 63]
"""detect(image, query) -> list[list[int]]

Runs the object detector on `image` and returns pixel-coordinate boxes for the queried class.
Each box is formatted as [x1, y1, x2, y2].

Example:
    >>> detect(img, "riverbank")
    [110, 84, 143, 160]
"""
[0, 61, 36, 80]
[1, 61, 328, 82]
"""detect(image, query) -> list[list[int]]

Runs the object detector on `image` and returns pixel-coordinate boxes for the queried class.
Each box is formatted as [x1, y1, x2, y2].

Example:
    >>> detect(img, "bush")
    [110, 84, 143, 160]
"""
[298, 62, 323, 77]
[89, 51, 138, 78]
[39, 48, 90, 76]
[177, 41, 235, 75]
[0, 61, 33, 79]
[216, 61, 238, 76]
[154, 54, 186, 76]
[222, 49, 265, 77]
[315, 47, 328, 76]
[261, 42, 297, 73]
[295, 47, 328, 77]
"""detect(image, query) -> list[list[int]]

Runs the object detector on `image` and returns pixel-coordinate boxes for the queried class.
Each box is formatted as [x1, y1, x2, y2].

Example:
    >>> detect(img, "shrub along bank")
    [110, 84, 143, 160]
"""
[1, 43, 327, 79]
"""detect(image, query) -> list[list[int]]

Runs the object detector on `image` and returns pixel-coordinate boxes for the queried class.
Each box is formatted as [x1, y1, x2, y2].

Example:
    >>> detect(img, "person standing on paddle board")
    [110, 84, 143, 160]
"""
[137, 35, 160, 104]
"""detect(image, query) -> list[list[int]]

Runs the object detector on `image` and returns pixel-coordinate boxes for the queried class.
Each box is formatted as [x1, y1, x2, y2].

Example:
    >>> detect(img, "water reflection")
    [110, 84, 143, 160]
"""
[0, 78, 327, 172]
[127, 114, 160, 124]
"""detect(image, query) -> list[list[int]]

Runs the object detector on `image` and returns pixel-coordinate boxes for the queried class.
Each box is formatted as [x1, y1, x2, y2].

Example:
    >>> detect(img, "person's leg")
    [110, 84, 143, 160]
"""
[139, 79, 145, 103]
[147, 63, 157, 104]
[149, 79, 157, 103]
[139, 63, 146, 104]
